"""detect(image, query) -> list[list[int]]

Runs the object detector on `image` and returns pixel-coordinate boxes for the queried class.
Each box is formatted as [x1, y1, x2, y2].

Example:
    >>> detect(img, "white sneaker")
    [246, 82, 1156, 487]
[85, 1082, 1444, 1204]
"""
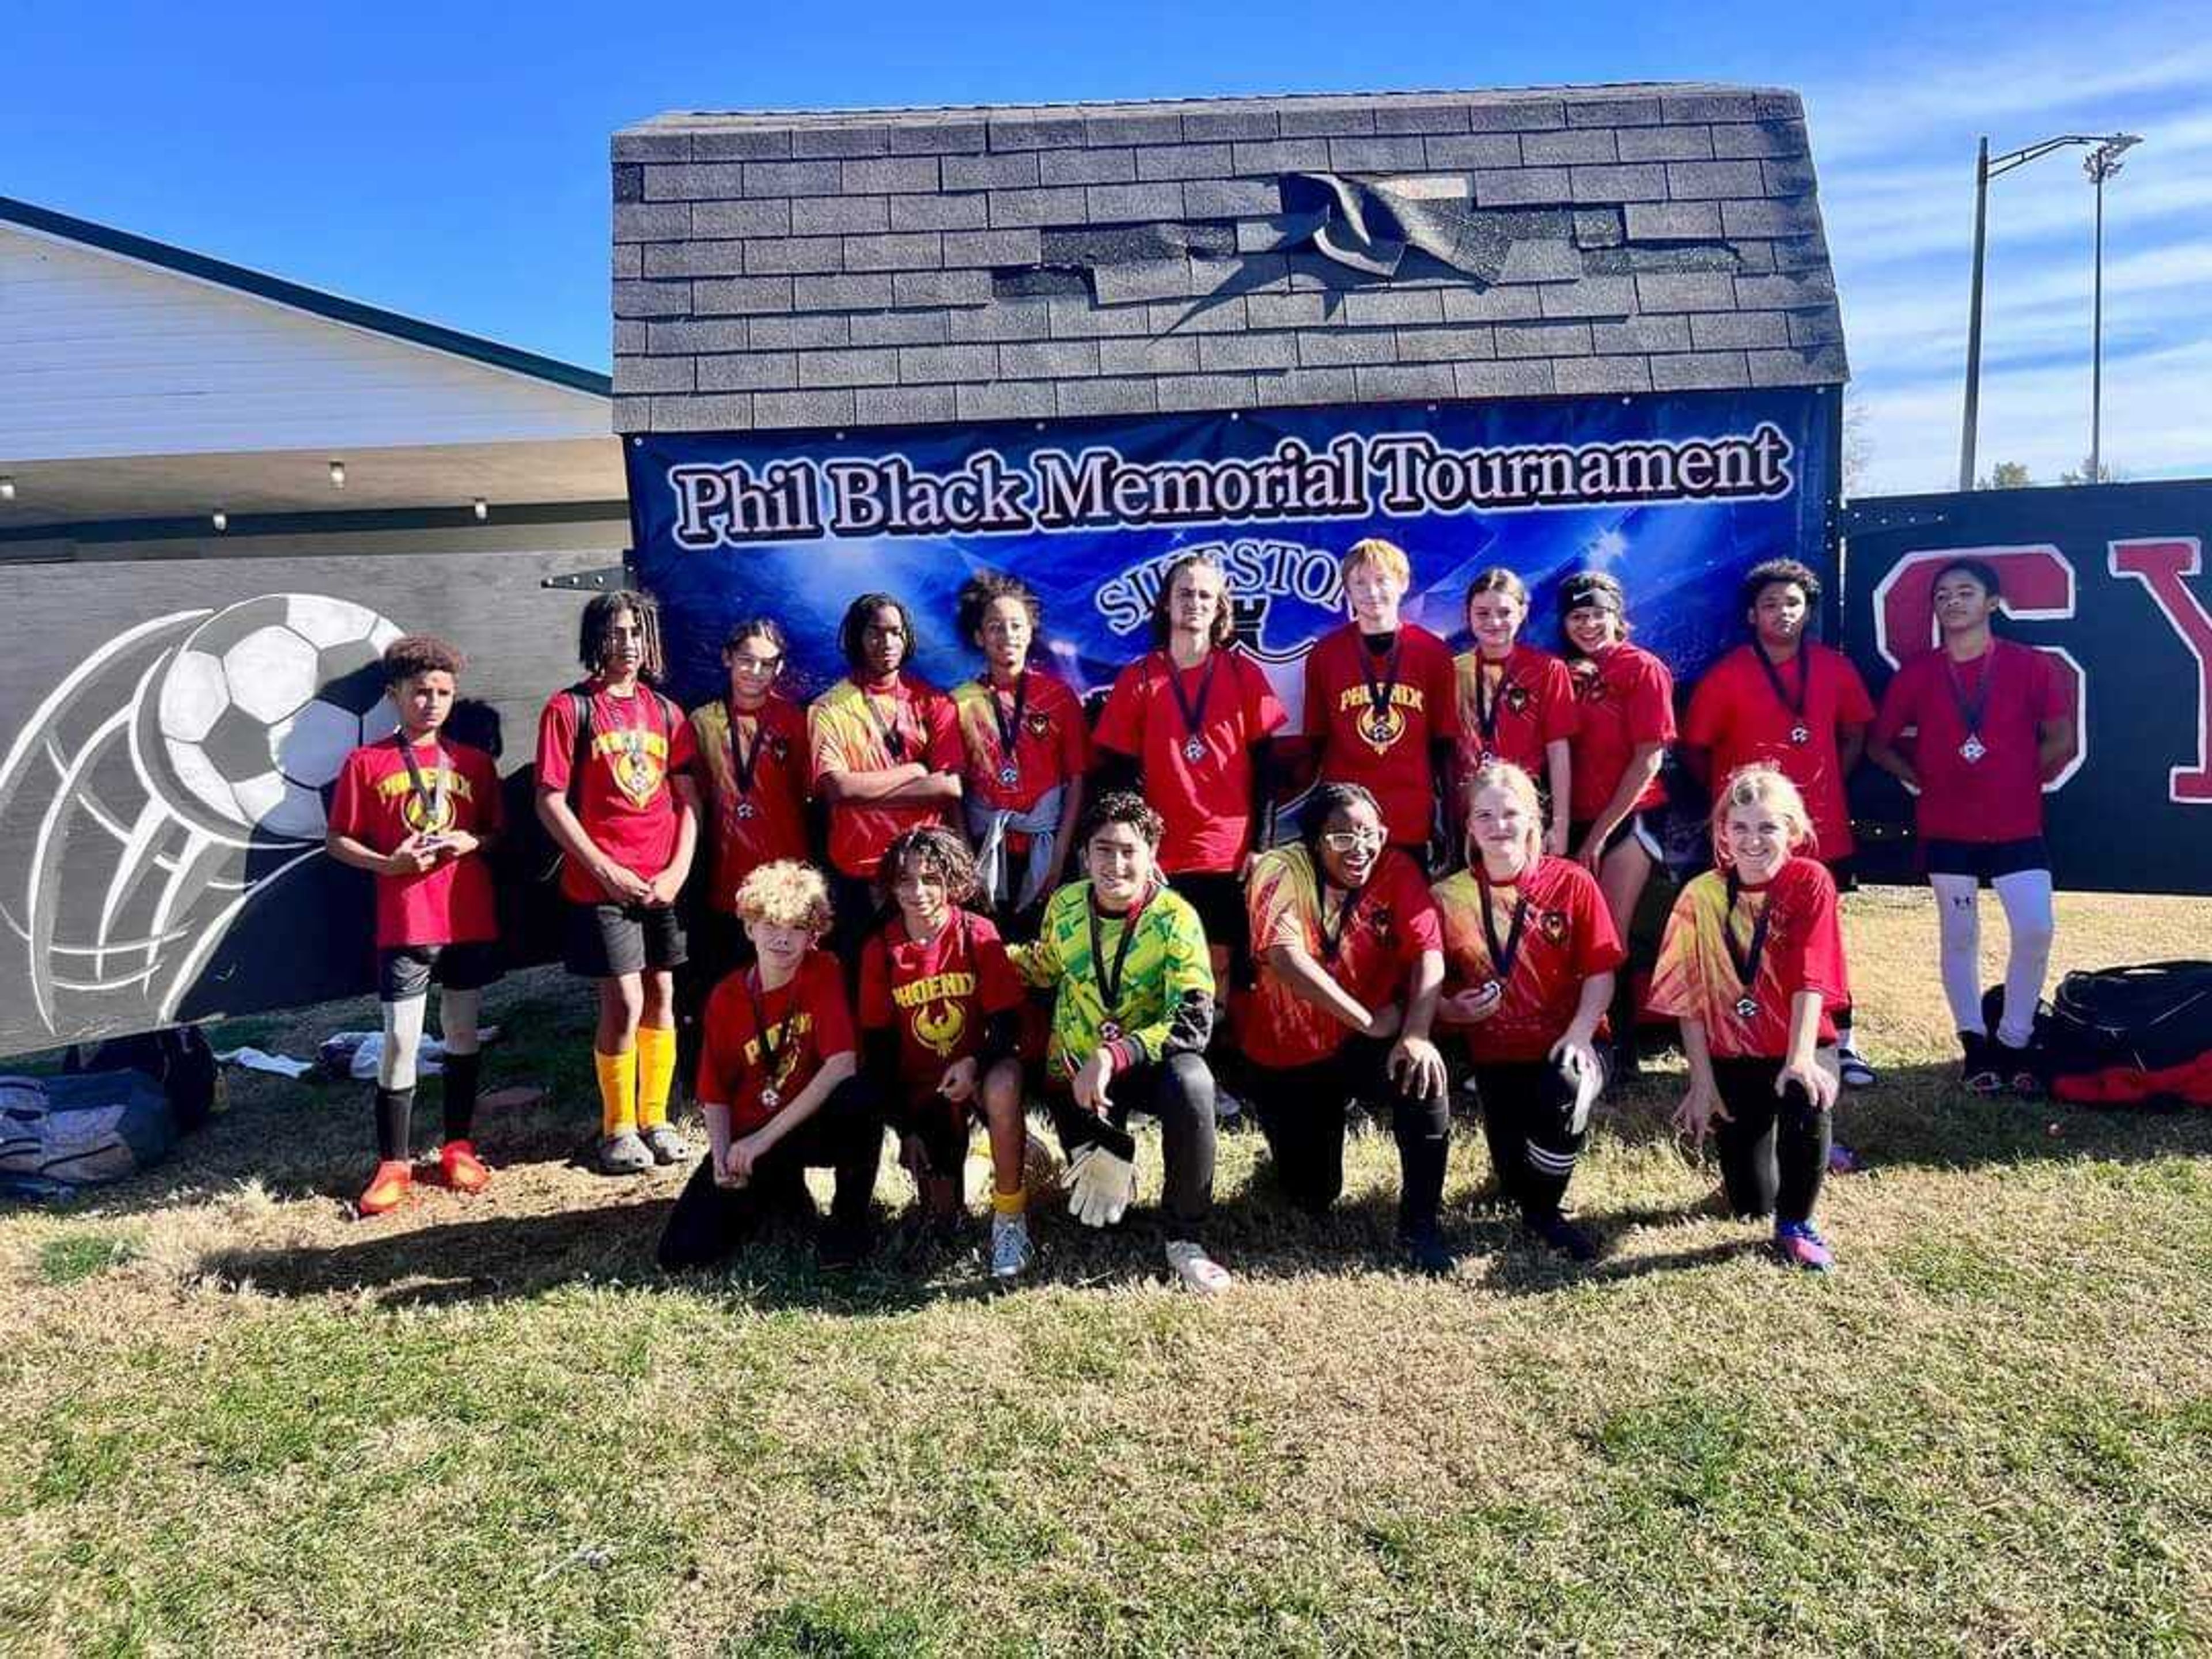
[1165, 1238, 1232, 1296]
[990, 1212, 1035, 1280]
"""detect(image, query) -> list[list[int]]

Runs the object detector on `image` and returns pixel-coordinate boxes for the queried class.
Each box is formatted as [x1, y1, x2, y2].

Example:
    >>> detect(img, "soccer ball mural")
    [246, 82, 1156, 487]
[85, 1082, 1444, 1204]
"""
[0, 593, 408, 1036]
[150, 596, 401, 841]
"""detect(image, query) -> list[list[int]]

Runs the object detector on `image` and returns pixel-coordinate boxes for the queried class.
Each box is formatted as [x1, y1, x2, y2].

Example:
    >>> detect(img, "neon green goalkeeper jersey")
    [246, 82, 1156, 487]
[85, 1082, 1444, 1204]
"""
[1012, 879, 1215, 1077]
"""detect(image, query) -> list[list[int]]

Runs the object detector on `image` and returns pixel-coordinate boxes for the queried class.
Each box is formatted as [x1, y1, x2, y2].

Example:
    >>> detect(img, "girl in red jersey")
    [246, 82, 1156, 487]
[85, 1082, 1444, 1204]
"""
[1867, 558, 2072, 1096]
[659, 860, 884, 1272]
[1452, 568, 1577, 856]
[1238, 782, 1452, 1272]
[1298, 539, 1461, 861]
[952, 570, 1089, 934]
[688, 619, 811, 977]
[327, 635, 503, 1216]
[1558, 570, 1676, 1071]
[1648, 764, 1847, 1272]
[1431, 760, 1624, 1260]
[858, 827, 1035, 1279]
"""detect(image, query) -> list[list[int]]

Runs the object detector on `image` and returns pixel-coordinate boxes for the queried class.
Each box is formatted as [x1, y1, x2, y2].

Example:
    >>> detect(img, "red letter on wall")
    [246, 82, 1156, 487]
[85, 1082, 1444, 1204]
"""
[2109, 537, 2212, 804]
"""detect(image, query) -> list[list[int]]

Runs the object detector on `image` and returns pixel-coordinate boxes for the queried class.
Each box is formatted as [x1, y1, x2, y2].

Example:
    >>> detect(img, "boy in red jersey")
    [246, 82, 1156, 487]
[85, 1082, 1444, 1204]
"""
[1683, 558, 1878, 1089]
[327, 634, 502, 1217]
[810, 592, 963, 960]
[1431, 761, 1623, 1260]
[688, 618, 811, 976]
[659, 860, 882, 1272]
[859, 827, 1034, 1277]
[1868, 558, 2072, 1094]
[1240, 783, 1452, 1271]
[1452, 567, 1577, 854]
[535, 590, 701, 1177]
[1649, 765, 1848, 1272]
[1298, 539, 1460, 862]
[951, 570, 1088, 931]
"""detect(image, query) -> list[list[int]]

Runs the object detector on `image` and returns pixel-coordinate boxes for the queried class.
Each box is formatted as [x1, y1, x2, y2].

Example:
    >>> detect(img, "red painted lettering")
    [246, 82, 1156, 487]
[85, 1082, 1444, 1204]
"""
[2109, 537, 2212, 804]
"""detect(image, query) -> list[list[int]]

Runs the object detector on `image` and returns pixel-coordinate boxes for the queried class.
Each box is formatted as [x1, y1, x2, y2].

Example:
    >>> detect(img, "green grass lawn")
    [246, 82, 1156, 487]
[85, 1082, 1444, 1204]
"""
[1, 888, 2207, 1655]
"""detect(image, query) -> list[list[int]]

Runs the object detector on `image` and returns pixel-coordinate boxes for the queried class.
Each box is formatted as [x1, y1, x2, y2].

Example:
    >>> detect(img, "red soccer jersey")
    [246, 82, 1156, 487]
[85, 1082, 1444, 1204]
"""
[1684, 642, 1876, 859]
[691, 695, 812, 914]
[1431, 854, 1626, 1063]
[952, 668, 1089, 815]
[1566, 643, 1675, 823]
[858, 909, 1025, 1107]
[1870, 640, 2067, 844]
[809, 673, 963, 879]
[1301, 623, 1461, 849]
[535, 683, 697, 904]
[1646, 857, 1848, 1058]
[1452, 642, 1579, 779]
[328, 734, 503, 949]
[1095, 647, 1287, 875]
[1241, 844, 1441, 1070]
[695, 950, 856, 1134]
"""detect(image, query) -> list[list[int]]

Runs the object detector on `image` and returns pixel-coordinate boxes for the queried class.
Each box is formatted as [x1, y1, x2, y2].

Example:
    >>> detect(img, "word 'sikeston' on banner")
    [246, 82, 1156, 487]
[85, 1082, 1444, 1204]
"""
[662, 425, 1798, 551]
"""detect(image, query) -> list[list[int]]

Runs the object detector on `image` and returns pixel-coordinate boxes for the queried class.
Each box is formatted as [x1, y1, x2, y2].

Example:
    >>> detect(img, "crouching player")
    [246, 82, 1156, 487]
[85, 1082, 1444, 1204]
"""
[1432, 761, 1623, 1260]
[659, 861, 883, 1272]
[1648, 764, 1847, 1272]
[328, 634, 503, 1215]
[1012, 791, 1228, 1294]
[859, 827, 1034, 1277]
[1240, 783, 1453, 1272]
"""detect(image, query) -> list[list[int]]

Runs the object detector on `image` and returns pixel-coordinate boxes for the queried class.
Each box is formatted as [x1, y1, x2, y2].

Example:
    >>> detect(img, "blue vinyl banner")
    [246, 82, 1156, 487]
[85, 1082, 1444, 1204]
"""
[627, 388, 1836, 723]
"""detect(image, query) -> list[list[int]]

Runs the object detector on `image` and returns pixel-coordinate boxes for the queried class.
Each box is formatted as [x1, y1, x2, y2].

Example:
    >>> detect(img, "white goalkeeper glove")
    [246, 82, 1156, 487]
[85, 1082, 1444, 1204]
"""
[1065, 1142, 1138, 1228]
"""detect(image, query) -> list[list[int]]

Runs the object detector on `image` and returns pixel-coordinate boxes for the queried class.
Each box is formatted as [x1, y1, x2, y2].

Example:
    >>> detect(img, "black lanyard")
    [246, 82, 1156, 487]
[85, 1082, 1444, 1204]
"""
[1358, 634, 1401, 743]
[1163, 652, 1219, 760]
[722, 699, 766, 796]
[1752, 645, 1811, 743]
[1469, 654, 1510, 747]
[1945, 652, 1994, 746]
[861, 680, 909, 761]
[1474, 865, 1530, 984]
[1316, 868, 1368, 963]
[982, 672, 1028, 782]
[393, 733, 448, 828]
[1088, 886, 1150, 1021]
[741, 968, 790, 1104]
[1721, 871, 1772, 1018]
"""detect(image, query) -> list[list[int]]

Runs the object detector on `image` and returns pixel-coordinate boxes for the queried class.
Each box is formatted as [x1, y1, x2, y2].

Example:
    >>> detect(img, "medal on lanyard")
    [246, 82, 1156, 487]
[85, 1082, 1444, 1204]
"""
[1165, 653, 1219, 766]
[1473, 864, 1529, 1004]
[1316, 870, 1368, 964]
[863, 683, 909, 762]
[1359, 638, 1402, 747]
[743, 968, 789, 1111]
[725, 699, 765, 820]
[1946, 653, 1993, 763]
[1721, 869, 1772, 1021]
[984, 672, 1027, 789]
[1754, 645, 1813, 747]
[394, 732, 449, 836]
[1471, 656, 1510, 752]
[1088, 886, 1149, 1042]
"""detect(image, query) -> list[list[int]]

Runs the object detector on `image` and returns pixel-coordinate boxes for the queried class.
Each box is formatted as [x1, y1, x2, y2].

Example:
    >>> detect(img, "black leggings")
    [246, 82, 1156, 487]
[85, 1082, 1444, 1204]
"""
[373, 1052, 480, 1160]
[1246, 1037, 1451, 1238]
[1711, 1058, 1830, 1226]
[1050, 1051, 1217, 1231]
[1470, 1049, 1607, 1224]
[657, 1075, 884, 1271]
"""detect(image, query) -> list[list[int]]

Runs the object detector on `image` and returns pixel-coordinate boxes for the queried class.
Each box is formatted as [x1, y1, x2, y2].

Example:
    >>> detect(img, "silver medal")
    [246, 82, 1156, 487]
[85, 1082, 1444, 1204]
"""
[1182, 737, 1205, 763]
[1734, 995, 1759, 1020]
[998, 763, 1020, 787]
[1789, 724, 1810, 747]
[1475, 979, 1501, 1003]
[1959, 736, 1987, 763]
[759, 1085, 781, 1111]
[734, 800, 757, 820]
[1099, 1019, 1122, 1041]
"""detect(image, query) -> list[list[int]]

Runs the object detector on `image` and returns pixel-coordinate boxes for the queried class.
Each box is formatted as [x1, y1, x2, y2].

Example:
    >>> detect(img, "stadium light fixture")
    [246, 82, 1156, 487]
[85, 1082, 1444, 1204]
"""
[1957, 131, 2140, 491]
[2083, 135, 2142, 483]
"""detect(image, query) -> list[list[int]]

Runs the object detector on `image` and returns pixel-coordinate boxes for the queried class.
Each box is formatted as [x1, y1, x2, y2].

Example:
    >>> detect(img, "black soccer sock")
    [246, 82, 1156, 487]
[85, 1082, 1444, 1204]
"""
[374, 1086, 415, 1162]
[441, 1052, 482, 1143]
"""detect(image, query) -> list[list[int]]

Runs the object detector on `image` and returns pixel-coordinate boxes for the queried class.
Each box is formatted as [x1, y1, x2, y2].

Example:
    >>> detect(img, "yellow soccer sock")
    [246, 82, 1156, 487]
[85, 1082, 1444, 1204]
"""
[635, 1024, 677, 1132]
[993, 1186, 1027, 1217]
[594, 1047, 638, 1139]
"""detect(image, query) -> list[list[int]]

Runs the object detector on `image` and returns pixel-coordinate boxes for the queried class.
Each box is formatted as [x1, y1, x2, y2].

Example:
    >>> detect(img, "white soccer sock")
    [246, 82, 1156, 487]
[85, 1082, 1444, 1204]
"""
[1991, 868, 2056, 1048]
[380, 994, 429, 1090]
[1930, 873, 1985, 1035]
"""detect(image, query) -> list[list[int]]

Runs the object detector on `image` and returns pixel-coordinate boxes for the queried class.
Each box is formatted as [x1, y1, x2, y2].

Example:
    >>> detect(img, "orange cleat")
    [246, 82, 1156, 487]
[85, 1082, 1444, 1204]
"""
[358, 1159, 413, 1217]
[439, 1140, 490, 1194]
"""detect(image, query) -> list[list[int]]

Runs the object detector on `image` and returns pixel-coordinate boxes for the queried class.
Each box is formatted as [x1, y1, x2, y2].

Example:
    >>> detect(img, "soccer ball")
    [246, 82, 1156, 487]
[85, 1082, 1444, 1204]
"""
[147, 594, 403, 841]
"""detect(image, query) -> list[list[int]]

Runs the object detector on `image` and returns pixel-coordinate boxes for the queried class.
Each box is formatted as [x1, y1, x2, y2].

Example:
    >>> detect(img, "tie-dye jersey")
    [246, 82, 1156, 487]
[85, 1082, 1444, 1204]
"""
[1646, 856, 1847, 1058]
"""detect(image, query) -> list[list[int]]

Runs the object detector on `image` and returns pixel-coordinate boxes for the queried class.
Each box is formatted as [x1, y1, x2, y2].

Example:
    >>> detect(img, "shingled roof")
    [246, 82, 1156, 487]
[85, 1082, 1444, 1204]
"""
[611, 85, 1846, 434]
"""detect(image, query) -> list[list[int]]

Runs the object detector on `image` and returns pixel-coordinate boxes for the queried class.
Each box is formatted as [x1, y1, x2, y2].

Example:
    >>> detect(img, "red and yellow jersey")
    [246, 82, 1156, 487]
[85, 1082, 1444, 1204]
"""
[808, 672, 963, 878]
[1300, 623, 1460, 849]
[328, 736, 503, 949]
[951, 668, 1089, 814]
[535, 682, 697, 903]
[1431, 854, 1624, 1062]
[690, 695, 811, 913]
[1241, 843, 1440, 1069]
[1452, 642, 1578, 778]
[696, 951, 855, 1134]
[858, 909, 1025, 1107]
[1646, 857, 1847, 1058]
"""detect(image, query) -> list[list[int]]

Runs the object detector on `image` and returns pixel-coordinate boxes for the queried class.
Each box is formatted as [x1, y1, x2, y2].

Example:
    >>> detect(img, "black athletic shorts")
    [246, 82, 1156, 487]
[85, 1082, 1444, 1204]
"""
[564, 900, 688, 979]
[1919, 836, 2050, 882]
[1569, 812, 1662, 862]
[378, 940, 501, 1002]
[1171, 870, 1248, 969]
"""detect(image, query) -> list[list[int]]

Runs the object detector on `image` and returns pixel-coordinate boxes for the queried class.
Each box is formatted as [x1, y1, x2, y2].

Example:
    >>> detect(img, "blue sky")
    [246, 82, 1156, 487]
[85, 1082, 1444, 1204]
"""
[6, 0, 2205, 495]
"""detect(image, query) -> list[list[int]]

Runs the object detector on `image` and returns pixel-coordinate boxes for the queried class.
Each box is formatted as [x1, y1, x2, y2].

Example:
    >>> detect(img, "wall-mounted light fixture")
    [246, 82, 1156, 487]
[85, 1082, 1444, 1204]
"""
[472, 498, 488, 521]
[329, 459, 346, 488]
[0, 477, 16, 502]
[212, 510, 229, 532]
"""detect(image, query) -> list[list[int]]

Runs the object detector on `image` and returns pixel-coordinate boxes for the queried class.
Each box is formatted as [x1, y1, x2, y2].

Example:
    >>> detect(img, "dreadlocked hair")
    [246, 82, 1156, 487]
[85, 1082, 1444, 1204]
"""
[576, 589, 666, 683]
[839, 592, 918, 675]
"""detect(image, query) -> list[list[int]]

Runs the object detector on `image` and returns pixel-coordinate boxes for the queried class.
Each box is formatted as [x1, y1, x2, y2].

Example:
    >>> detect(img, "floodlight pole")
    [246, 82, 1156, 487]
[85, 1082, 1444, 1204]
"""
[2081, 136, 2139, 482]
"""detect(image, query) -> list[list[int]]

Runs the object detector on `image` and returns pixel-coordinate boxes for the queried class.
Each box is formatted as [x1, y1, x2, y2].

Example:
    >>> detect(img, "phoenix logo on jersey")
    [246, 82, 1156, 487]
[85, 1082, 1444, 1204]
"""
[375, 767, 471, 836]
[594, 728, 669, 808]
[893, 969, 976, 1058]
[1336, 683, 1424, 755]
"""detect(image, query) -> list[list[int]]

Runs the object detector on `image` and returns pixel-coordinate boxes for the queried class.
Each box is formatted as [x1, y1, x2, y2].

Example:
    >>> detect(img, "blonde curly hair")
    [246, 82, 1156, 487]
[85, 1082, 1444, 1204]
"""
[734, 859, 834, 935]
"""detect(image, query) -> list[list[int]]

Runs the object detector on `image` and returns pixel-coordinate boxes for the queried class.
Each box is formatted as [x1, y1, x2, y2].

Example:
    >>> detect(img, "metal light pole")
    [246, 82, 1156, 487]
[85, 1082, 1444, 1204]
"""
[1957, 131, 2142, 491]
[2083, 135, 2141, 483]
